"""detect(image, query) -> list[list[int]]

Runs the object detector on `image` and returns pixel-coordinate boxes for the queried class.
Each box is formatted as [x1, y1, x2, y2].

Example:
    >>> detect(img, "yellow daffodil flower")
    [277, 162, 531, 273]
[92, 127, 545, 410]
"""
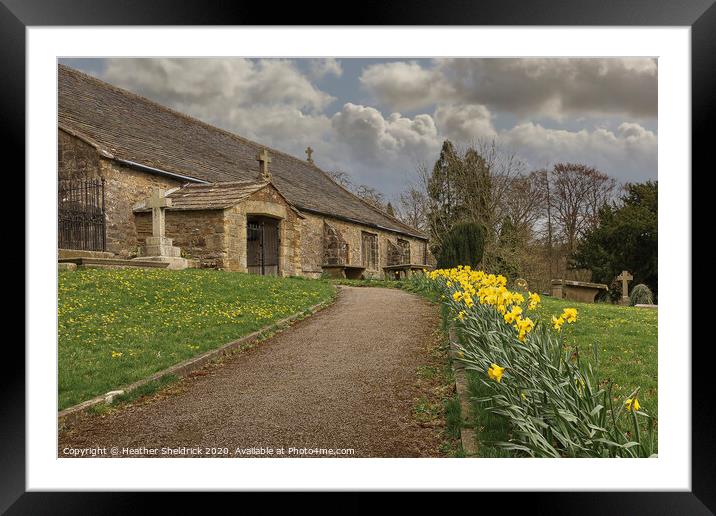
[487, 363, 505, 383]
[528, 292, 541, 310]
[552, 316, 565, 331]
[562, 308, 578, 323]
[625, 397, 641, 411]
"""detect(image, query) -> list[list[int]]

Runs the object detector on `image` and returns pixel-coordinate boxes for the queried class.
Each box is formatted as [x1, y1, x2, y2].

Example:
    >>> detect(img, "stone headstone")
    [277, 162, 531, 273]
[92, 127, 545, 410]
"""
[134, 189, 189, 270]
[617, 270, 633, 305]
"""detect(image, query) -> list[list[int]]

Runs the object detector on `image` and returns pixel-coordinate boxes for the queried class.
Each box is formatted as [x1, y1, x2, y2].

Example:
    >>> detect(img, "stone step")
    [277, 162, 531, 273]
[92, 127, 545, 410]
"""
[58, 257, 170, 269]
[58, 249, 116, 260]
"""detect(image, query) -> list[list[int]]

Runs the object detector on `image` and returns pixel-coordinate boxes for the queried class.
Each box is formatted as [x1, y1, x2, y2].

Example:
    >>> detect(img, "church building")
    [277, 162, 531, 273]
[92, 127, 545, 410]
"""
[58, 65, 429, 278]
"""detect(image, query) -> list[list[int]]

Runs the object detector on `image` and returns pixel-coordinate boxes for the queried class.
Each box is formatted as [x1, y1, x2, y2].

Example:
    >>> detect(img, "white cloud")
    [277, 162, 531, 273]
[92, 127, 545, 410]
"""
[103, 58, 335, 113]
[360, 61, 454, 112]
[434, 103, 496, 142]
[328, 103, 442, 191]
[331, 103, 440, 161]
[500, 121, 657, 180]
[308, 58, 343, 79]
[361, 58, 657, 120]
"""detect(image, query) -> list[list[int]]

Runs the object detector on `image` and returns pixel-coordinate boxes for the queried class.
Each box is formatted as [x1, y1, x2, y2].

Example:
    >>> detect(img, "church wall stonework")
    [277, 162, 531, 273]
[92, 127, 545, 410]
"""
[59, 130, 181, 256]
[300, 212, 428, 279]
[135, 210, 227, 268]
[59, 131, 427, 275]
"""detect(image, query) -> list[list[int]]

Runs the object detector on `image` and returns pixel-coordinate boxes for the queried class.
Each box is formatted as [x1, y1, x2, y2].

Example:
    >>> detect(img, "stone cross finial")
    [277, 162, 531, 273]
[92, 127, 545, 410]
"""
[305, 146, 314, 163]
[146, 189, 172, 238]
[257, 148, 272, 181]
[617, 270, 633, 304]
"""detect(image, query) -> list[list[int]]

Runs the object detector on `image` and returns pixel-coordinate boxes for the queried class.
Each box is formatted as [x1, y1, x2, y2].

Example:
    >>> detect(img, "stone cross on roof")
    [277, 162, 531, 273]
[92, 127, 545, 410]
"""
[257, 148, 272, 181]
[305, 146, 314, 163]
[147, 189, 172, 239]
[617, 270, 633, 304]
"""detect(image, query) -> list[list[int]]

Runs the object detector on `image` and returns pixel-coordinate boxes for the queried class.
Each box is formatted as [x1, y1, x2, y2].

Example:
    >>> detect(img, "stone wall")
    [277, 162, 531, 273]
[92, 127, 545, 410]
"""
[300, 212, 428, 279]
[135, 209, 227, 268]
[58, 129, 101, 179]
[58, 130, 181, 256]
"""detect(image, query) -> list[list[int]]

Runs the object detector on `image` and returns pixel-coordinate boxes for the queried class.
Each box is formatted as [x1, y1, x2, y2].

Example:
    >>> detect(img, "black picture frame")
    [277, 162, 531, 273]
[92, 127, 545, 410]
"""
[5, 0, 705, 511]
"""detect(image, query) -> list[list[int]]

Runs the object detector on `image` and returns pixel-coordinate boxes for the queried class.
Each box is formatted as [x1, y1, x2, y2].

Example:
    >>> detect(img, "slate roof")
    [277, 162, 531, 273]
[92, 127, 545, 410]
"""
[58, 65, 426, 239]
[134, 181, 277, 212]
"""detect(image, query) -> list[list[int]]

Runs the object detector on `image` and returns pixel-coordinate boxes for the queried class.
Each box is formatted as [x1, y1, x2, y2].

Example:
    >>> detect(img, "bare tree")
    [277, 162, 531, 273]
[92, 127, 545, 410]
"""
[499, 170, 547, 235]
[326, 170, 354, 190]
[397, 186, 428, 231]
[354, 184, 386, 210]
[550, 163, 618, 253]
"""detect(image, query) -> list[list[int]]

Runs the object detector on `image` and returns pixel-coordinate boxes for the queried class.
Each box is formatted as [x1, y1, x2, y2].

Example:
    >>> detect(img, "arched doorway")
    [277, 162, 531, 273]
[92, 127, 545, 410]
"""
[247, 215, 280, 275]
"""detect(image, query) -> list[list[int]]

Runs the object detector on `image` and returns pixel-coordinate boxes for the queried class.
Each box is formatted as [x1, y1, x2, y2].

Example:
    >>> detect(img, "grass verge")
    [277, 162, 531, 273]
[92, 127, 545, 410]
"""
[58, 268, 335, 410]
[411, 326, 463, 457]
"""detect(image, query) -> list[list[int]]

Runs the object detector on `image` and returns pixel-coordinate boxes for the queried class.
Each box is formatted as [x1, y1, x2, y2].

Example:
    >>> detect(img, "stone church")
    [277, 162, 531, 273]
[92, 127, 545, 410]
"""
[58, 65, 429, 278]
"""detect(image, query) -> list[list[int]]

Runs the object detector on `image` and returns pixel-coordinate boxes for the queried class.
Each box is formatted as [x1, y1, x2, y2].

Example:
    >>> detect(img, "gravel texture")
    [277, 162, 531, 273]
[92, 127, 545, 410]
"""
[58, 286, 444, 458]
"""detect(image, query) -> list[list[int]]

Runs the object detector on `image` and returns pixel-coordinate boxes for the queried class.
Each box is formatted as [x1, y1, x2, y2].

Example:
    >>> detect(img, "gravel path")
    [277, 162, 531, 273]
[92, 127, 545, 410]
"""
[59, 286, 444, 458]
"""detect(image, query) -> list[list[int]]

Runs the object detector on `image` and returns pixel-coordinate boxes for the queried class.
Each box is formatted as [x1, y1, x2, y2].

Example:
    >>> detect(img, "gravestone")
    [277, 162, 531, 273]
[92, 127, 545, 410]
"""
[134, 189, 189, 270]
[617, 270, 633, 305]
[551, 279, 608, 303]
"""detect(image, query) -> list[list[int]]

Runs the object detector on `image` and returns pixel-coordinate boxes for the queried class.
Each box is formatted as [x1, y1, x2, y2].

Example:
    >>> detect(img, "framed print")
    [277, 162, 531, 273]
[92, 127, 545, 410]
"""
[5, 0, 708, 511]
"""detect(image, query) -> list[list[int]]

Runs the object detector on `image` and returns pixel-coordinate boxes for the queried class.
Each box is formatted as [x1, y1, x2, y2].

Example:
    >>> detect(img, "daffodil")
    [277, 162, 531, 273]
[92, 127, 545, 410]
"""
[516, 317, 534, 341]
[552, 315, 565, 331]
[562, 308, 578, 323]
[487, 363, 505, 383]
[625, 397, 641, 411]
[528, 292, 541, 310]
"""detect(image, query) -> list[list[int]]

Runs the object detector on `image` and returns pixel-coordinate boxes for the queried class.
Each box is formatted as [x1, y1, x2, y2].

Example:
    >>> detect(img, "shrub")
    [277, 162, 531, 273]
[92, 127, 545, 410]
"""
[418, 266, 656, 458]
[437, 222, 485, 269]
[630, 284, 654, 306]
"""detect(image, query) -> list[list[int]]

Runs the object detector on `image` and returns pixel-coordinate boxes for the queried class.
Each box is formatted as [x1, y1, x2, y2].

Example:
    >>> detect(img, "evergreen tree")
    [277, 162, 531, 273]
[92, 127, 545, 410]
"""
[572, 181, 657, 298]
[427, 140, 461, 256]
[437, 222, 485, 269]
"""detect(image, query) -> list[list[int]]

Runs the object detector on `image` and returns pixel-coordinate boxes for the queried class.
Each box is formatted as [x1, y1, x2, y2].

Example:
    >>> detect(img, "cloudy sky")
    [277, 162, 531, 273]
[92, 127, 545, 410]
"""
[60, 58, 657, 198]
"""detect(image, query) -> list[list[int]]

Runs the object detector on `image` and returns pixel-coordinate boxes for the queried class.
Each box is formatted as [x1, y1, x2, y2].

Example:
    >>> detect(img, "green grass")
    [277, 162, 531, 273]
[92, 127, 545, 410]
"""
[536, 296, 658, 420]
[466, 295, 658, 456]
[58, 269, 335, 410]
